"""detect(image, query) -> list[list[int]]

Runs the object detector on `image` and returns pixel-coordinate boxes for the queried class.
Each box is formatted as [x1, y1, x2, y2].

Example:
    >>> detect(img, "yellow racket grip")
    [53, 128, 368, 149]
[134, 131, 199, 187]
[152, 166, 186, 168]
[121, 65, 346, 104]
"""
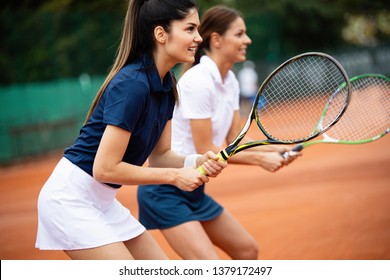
[197, 152, 226, 175]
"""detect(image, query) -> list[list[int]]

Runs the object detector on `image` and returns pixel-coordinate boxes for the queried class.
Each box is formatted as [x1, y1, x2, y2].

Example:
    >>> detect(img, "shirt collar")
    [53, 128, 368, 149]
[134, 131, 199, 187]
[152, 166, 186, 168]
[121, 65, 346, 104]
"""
[200, 55, 224, 84]
[142, 53, 173, 94]
[199, 55, 237, 87]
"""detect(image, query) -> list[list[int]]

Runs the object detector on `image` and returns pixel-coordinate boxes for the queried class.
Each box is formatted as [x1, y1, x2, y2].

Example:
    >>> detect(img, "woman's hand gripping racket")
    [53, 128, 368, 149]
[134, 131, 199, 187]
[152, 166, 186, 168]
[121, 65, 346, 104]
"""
[198, 52, 351, 175]
[284, 73, 390, 156]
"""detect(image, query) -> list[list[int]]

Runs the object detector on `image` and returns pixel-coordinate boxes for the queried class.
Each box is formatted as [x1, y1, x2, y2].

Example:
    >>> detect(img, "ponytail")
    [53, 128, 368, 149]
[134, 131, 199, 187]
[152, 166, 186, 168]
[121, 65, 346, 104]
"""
[84, 0, 197, 123]
[84, 0, 142, 123]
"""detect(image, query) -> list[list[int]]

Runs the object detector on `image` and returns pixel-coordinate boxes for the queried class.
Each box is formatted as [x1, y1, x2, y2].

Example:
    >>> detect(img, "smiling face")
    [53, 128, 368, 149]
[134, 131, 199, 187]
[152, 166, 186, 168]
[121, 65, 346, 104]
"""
[218, 16, 252, 64]
[159, 8, 203, 67]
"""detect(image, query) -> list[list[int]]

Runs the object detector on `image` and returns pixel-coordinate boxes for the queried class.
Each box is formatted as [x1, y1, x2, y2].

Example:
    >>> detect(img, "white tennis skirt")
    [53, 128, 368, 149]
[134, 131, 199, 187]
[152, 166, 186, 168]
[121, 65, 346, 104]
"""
[35, 157, 145, 250]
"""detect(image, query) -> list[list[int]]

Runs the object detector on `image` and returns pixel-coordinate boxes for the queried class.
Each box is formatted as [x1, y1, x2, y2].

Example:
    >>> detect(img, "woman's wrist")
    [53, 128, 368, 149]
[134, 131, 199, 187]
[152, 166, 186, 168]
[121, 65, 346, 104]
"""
[184, 154, 201, 168]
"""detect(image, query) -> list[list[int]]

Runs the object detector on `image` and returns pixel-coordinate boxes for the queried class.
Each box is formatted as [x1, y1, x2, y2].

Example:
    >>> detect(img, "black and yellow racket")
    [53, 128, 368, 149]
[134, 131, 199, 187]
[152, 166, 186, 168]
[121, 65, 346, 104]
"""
[284, 73, 390, 155]
[198, 52, 351, 174]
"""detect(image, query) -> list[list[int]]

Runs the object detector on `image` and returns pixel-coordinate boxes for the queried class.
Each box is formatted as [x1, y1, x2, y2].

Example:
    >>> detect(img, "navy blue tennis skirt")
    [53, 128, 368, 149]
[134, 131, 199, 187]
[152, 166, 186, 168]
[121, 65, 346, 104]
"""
[137, 183, 223, 229]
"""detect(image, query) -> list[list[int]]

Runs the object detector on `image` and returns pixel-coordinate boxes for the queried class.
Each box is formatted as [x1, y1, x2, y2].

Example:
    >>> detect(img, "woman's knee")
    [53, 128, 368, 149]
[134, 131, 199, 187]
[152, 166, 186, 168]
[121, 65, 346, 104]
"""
[243, 239, 259, 259]
[232, 238, 259, 260]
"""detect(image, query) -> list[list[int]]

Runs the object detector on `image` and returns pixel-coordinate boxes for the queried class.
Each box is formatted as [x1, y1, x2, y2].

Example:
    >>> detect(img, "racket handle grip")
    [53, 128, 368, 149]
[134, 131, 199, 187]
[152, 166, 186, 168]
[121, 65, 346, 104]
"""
[292, 144, 304, 152]
[282, 144, 304, 159]
[197, 152, 226, 175]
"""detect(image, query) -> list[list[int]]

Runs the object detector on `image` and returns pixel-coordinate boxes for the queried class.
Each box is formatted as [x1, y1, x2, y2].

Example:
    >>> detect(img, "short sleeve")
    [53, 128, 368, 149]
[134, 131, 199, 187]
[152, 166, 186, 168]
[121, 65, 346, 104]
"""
[177, 70, 214, 119]
[232, 74, 241, 111]
[103, 79, 148, 132]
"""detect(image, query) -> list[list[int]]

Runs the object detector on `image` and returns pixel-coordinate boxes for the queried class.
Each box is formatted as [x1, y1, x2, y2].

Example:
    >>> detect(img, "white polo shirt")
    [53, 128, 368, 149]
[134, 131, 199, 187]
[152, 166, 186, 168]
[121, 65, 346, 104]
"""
[172, 56, 240, 155]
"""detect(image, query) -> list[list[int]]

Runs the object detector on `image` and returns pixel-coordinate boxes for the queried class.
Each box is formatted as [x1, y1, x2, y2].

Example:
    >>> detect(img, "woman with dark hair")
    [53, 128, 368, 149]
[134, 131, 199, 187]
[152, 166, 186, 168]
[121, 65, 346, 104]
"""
[35, 0, 226, 260]
[137, 5, 300, 260]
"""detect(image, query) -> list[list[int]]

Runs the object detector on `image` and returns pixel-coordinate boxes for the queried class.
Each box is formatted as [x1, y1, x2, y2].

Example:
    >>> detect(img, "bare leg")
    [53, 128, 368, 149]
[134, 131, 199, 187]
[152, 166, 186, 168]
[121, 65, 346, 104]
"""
[123, 230, 168, 260]
[64, 242, 134, 260]
[202, 210, 259, 260]
[64, 231, 168, 260]
[161, 221, 220, 260]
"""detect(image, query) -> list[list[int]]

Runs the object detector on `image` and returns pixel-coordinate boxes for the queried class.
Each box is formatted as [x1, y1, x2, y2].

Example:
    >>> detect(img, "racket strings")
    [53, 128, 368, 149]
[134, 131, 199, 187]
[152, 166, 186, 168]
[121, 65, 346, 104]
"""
[323, 76, 390, 141]
[256, 55, 349, 142]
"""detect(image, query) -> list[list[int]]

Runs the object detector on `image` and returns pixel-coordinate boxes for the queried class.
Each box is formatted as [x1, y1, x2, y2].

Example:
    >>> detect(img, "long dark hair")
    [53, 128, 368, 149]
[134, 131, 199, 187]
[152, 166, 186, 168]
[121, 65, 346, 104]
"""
[85, 0, 198, 123]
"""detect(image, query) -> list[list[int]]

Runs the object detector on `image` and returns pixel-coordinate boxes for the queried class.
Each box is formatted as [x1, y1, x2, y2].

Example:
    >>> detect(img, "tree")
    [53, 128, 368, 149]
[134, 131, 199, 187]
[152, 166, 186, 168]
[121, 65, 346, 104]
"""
[1, 0, 389, 85]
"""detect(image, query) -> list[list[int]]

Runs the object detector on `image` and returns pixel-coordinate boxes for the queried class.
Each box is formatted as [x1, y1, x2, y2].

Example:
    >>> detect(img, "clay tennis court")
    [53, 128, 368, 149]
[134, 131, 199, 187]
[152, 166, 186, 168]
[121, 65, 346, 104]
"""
[0, 132, 389, 260]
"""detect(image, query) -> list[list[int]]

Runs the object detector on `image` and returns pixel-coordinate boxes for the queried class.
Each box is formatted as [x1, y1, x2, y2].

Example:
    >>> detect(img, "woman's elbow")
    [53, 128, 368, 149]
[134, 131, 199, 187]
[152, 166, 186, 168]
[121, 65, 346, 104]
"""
[148, 154, 160, 167]
[92, 163, 111, 183]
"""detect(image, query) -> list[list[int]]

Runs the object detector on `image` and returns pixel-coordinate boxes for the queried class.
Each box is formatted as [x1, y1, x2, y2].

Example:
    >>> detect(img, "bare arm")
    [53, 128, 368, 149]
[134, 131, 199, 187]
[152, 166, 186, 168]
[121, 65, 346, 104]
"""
[191, 111, 300, 172]
[93, 124, 225, 191]
[148, 121, 185, 168]
[149, 121, 226, 178]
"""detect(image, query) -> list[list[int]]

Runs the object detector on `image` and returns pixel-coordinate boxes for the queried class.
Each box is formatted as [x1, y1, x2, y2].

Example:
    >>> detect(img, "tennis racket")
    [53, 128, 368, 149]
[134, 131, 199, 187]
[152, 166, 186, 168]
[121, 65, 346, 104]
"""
[283, 73, 390, 155]
[198, 52, 351, 174]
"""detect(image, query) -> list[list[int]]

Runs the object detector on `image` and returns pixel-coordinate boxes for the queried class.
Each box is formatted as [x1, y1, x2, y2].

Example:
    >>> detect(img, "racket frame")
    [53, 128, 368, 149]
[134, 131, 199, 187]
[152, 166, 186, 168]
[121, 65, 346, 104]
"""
[219, 52, 351, 161]
[290, 73, 390, 152]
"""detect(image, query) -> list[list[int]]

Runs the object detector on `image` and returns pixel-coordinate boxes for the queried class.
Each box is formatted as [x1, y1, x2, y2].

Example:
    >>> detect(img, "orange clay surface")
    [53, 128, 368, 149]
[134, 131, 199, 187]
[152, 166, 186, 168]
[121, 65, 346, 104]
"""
[1, 128, 389, 260]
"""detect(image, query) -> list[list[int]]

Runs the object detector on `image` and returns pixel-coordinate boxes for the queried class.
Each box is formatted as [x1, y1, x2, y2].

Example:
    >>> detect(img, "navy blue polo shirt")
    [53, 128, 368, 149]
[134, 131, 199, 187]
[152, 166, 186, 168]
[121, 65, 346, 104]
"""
[64, 54, 176, 188]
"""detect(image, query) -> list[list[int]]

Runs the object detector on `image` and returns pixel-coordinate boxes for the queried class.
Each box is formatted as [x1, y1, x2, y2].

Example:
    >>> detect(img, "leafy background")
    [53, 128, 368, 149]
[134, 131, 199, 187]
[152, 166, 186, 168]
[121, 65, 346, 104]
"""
[1, 0, 389, 85]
